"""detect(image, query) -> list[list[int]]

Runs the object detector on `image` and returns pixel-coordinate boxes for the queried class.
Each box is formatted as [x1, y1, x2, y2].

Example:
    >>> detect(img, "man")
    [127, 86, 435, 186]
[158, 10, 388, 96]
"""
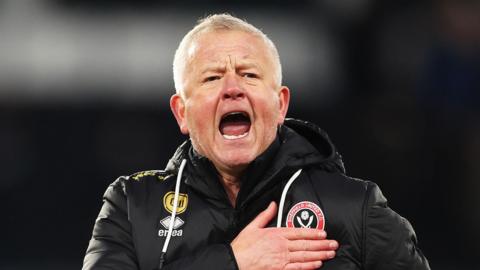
[83, 14, 430, 270]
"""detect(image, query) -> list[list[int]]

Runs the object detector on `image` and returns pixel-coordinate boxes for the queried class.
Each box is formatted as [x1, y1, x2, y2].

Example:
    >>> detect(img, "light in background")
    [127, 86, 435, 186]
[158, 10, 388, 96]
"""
[0, 0, 342, 105]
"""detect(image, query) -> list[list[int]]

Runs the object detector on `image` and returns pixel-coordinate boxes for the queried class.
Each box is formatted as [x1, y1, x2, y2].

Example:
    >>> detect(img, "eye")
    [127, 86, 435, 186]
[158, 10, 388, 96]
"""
[242, 73, 258, 79]
[204, 75, 221, 82]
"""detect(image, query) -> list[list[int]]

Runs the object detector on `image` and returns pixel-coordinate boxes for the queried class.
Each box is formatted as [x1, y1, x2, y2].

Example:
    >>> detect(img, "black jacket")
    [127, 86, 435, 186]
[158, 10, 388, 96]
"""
[83, 119, 430, 270]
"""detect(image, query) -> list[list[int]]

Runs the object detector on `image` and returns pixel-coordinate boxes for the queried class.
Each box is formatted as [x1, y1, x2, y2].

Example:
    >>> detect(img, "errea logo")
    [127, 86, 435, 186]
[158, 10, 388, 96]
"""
[158, 216, 184, 237]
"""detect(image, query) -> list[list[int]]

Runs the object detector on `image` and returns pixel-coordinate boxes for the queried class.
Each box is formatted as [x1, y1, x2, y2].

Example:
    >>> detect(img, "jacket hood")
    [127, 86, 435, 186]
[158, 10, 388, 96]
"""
[280, 118, 345, 173]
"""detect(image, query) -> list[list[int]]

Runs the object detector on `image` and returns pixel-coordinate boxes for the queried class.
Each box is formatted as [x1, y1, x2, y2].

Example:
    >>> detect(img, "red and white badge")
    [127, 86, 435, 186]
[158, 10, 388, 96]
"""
[286, 201, 325, 230]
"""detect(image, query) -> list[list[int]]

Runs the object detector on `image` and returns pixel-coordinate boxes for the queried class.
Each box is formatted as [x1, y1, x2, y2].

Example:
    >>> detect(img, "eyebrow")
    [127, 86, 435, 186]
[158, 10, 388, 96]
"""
[237, 61, 260, 70]
[200, 64, 225, 75]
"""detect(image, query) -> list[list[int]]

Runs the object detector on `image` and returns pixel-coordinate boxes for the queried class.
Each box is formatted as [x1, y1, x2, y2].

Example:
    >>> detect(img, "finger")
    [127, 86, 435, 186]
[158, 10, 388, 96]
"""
[278, 228, 327, 240]
[285, 261, 323, 270]
[288, 239, 339, 252]
[247, 201, 277, 228]
[288, 250, 336, 263]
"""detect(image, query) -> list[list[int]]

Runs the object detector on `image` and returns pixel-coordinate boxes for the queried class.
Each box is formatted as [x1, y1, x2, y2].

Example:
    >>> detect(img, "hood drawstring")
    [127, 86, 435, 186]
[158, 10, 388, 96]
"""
[157, 160, 302, 268]
[158, 158, 187, 269]
[276, 169, 302, 228]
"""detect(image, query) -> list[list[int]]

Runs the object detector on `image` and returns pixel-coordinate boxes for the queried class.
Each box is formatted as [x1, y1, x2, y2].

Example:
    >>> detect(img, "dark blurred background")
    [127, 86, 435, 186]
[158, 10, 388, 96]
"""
[1, 0, 479, 269]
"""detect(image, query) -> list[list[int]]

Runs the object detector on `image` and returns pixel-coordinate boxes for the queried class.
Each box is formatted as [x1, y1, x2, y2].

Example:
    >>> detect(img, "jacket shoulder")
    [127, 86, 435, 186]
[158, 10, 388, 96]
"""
[105, 170, 175, 200]
[129, 169, 174, 182]
[308, 170, 370, 200]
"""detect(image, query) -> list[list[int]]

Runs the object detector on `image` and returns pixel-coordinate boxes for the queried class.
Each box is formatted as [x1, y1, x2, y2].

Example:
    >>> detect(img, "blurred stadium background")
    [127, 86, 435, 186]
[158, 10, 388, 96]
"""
[1, 0, 479, 269]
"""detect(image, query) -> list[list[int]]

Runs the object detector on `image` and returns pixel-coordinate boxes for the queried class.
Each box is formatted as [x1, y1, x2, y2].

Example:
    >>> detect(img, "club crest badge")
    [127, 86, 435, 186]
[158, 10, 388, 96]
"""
[286, 201, 325, 230]
[163, 191, 188, 214]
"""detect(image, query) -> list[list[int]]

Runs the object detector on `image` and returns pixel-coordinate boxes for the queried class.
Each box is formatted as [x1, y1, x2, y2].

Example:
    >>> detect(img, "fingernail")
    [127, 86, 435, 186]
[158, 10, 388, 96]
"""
[327, 251, 335, 258]
[318, 231, 326, 238]
[316, 261, 323, 268]
[329, 241, 338, 249]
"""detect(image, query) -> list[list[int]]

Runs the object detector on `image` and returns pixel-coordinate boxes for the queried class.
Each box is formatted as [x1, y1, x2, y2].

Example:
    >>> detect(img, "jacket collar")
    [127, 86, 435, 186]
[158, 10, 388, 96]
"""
[164, 118, 345, 209]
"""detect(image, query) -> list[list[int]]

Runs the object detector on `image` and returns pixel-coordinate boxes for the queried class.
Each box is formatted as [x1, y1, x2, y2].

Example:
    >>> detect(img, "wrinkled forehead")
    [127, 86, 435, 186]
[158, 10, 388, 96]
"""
[186, 30, 273, 64]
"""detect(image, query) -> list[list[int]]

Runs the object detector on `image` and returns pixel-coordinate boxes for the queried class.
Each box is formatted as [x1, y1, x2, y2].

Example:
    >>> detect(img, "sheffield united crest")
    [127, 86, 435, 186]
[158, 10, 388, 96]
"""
[286, 201, 325, 230]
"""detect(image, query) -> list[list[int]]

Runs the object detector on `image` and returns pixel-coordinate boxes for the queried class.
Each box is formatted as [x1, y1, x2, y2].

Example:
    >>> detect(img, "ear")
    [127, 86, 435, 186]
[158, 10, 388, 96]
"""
[276, 86, 290, 124]
[170, 94, 189, 135]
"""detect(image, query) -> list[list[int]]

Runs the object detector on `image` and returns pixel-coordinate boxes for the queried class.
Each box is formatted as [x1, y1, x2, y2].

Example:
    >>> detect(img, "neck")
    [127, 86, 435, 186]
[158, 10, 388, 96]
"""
[217, 169, 244, 207]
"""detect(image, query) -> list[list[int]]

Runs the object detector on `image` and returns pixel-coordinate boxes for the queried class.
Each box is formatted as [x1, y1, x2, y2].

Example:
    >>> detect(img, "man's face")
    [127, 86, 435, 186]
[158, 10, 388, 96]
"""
[171, 30, 289, 175]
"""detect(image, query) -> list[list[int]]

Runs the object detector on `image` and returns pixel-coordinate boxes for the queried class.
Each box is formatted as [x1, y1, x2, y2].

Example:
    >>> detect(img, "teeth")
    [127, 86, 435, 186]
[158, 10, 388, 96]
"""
[222, 111, 248, 120]
[222, 132, 249, 140]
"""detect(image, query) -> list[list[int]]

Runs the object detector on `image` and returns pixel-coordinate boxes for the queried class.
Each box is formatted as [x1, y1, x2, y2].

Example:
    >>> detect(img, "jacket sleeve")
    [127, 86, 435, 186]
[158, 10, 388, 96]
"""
[363, 182, 430, 270]
[83, 178, 139, 270]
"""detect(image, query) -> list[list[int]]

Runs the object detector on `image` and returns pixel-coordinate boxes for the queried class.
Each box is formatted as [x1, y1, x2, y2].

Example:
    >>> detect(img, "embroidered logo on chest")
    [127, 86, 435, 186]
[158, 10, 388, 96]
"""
[286, 201, 325, 230]
[158, 216, 184, 237]
[159, 191, 188, 238]
[163, 191, 188, 214]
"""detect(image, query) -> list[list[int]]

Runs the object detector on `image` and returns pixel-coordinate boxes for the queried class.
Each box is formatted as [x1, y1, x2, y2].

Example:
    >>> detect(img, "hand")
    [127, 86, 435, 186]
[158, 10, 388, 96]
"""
[231, 201, 338, 270]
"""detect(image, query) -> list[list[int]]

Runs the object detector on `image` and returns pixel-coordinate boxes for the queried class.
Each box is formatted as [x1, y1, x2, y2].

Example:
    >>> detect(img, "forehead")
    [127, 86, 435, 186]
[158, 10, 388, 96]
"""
[187, 30, 272, 63]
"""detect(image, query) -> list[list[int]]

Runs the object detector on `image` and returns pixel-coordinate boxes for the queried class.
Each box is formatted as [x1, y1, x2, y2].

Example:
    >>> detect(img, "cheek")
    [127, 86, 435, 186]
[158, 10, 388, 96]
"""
[255, 94, 280, 123]
[185, 95, 217, 132]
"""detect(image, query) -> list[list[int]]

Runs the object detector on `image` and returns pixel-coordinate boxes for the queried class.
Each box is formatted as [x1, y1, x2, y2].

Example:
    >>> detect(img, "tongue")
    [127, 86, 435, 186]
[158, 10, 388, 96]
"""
[220, 121, 250, 136]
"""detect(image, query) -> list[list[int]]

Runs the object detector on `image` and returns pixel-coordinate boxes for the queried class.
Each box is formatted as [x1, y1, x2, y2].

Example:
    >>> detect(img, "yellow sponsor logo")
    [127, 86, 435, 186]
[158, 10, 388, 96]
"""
[163, 191, 188, 214]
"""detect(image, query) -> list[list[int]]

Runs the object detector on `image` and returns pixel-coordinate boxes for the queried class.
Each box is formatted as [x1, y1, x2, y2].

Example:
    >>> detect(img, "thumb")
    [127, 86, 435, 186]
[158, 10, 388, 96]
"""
[248, 201, 277, 229]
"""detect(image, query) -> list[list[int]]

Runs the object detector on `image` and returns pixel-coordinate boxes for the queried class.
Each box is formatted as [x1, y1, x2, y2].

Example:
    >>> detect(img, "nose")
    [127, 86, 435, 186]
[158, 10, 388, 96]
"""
[222, 74, 245, 100]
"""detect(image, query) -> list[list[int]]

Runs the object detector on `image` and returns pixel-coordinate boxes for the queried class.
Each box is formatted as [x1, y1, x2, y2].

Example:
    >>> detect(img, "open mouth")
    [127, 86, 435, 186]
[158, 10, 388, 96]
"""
[219, 112, 251, 140]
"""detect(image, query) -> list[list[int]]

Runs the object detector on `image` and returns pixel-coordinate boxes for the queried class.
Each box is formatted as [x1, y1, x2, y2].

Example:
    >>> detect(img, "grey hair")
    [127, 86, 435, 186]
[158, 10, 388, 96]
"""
[172, 13, 282, 94]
